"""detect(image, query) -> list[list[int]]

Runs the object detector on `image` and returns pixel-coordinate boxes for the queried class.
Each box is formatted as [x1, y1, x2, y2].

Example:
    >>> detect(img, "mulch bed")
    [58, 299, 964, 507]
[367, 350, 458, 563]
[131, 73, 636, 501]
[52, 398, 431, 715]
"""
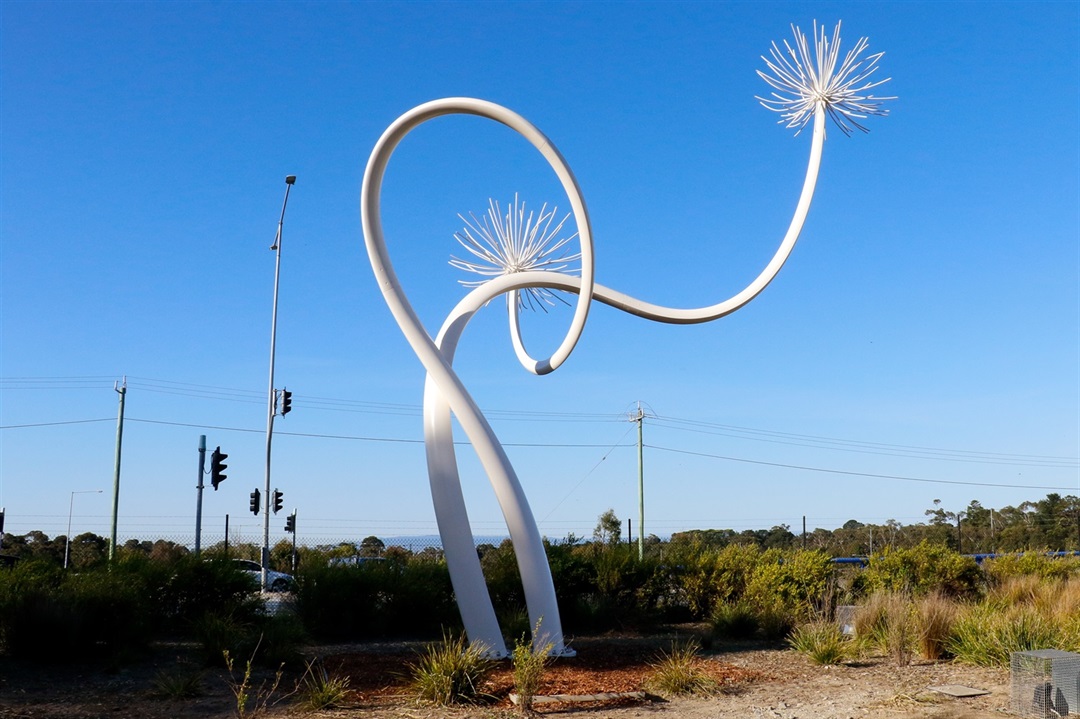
[326, 637, 767, 710]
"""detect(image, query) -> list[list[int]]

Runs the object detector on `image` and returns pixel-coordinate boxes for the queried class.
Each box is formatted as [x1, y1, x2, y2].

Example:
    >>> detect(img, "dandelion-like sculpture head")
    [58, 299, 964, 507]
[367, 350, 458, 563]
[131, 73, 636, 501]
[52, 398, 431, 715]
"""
[757, 20, 895, 136]
[450, 194, 581, 312]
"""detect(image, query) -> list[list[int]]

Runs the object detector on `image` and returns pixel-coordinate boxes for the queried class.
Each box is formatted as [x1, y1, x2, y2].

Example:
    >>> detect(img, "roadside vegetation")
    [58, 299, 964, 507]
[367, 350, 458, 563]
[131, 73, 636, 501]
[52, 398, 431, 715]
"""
[1, 494, 1078, 687]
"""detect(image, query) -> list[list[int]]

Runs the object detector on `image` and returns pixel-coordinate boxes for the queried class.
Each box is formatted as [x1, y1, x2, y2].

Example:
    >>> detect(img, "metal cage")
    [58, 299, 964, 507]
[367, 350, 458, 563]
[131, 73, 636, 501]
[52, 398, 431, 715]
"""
[1011, 649, 1080, 718]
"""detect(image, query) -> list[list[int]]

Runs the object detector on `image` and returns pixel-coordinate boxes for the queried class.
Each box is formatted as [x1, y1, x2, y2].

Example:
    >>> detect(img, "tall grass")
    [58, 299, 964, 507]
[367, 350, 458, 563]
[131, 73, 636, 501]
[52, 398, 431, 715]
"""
[948, 604, 1059, 667]
[853, 592, 914, 666]
[915, 592, 957, 660]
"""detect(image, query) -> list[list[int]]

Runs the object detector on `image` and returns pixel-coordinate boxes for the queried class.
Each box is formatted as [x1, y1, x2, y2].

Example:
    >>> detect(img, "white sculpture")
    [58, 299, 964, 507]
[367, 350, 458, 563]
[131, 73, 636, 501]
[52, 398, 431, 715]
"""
[360, 21, 891, 658]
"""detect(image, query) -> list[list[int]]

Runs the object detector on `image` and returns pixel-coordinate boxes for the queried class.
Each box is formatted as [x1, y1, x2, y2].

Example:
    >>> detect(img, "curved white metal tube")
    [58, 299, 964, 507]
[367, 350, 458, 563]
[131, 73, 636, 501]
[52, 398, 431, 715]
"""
[361, 99, 826, 658]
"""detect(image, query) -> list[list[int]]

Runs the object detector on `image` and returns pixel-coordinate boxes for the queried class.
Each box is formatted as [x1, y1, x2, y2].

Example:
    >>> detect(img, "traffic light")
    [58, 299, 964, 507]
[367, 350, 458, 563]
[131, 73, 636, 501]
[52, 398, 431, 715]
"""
[249, 489, 261, 515]
[210, 447, 228, 490]
[272, 489, 284, 514]
[280, 389, 292, 416]
[285, 512, 296, 533]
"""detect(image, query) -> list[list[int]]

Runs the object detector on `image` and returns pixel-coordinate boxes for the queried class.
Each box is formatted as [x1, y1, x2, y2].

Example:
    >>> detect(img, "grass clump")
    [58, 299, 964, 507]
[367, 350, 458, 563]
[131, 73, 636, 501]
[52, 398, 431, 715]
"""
[645, 639, 718, 697]
[150, 666, 204, 699]
[853, 591, 915, 666]
[297, 657, 351, 710]
[409, 631, 494, 705]
[915, 592, 957, 660]
[512, 619, 555, 715]
[788, 621, 848, 665]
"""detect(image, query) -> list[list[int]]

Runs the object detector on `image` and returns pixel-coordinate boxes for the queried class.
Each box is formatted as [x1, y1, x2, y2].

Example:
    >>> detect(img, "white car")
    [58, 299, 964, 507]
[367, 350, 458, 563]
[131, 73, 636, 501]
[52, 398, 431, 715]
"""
[232, 559, 294, 592]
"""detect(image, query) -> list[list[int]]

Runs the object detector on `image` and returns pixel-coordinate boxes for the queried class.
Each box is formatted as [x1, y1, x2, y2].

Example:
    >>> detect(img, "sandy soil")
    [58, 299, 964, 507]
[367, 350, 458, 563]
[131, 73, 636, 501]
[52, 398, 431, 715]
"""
[0, 636, 1012, 719]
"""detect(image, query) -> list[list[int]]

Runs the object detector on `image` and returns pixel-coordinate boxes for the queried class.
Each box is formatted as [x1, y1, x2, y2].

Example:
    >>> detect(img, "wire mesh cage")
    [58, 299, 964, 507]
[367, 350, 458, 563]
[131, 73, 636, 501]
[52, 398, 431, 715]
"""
[1011, 649, 1080, 718]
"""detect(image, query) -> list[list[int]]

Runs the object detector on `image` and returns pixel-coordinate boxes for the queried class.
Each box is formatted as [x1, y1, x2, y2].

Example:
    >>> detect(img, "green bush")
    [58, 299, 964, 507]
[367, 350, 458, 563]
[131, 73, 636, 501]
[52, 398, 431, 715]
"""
[156, 556, 261, 633]
[862, 541, 981, 598]
[709, 601, 760, 640]
[296, 556, 457, 641]
[0, 561, 152, 662]
[742, 549, 832, 636]
[982, 551, 1080, 584]
[668, 542, 760, 619]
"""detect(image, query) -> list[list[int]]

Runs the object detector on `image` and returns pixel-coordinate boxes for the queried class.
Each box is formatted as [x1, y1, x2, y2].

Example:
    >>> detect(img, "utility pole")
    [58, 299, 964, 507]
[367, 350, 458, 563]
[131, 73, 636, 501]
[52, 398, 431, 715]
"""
[633, 402, 645, 561]
[108, 377, 126, 562]
[194, 435, 206, 555]
[263, 174, 295, 590]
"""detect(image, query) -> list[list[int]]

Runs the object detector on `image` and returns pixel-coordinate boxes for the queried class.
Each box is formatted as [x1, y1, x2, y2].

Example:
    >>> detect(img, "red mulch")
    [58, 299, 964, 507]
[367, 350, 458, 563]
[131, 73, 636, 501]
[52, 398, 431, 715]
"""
[326, 638, 766, 710]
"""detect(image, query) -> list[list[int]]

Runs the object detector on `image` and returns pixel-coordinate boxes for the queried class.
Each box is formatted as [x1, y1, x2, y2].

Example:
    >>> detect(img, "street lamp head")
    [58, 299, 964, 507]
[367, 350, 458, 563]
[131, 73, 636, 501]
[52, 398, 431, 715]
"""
[285, 175, 296, 185]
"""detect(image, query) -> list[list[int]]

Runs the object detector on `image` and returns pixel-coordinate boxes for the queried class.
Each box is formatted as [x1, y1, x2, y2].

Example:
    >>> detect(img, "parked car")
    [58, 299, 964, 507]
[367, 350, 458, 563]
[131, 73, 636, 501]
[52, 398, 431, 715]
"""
[327, 556, 385, 568]
[232, 559, 294, 592]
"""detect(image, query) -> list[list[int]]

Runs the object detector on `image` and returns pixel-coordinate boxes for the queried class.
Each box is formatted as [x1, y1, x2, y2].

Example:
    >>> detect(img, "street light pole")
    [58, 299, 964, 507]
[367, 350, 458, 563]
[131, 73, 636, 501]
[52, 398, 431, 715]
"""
[262, 175, 295, 590]
[65, 489, 102, 569]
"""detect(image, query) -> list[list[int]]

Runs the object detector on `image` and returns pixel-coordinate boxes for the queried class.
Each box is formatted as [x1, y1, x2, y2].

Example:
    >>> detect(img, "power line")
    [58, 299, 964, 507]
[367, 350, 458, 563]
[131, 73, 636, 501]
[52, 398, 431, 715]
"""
[651, 415, 1078, 467]
[648, 443, 1078, 491]
[0, 418, 114, 429]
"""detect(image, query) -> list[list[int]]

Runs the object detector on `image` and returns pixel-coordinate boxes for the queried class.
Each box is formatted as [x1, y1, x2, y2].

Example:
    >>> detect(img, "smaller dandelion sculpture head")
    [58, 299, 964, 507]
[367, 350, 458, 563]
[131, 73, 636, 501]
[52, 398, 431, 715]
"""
[757, 20, 894, 136]
[450, 194, 581, 312]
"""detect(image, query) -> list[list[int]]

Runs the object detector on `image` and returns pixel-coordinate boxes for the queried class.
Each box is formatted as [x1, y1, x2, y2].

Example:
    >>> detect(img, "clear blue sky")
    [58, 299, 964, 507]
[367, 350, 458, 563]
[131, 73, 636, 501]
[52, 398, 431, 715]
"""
[2, 1, 1077, 547]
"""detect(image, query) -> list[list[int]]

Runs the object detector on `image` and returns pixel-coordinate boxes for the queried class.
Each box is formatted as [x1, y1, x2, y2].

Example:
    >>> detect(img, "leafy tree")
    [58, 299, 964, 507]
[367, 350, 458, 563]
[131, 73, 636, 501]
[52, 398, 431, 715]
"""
[593, 509, 622, 546]
[359, 535, 386, 558]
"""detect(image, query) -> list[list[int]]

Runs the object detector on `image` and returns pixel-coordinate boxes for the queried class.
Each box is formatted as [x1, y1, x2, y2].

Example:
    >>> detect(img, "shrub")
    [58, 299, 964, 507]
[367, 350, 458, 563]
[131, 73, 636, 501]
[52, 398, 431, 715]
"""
[670, 543, 760, 619]
[191, 612, 251, 665]
[511, 620, 555, 714]
[296, 557, 457, 641]
[498, 606, 531, 648]
[862, 542, 981, 598]
[982, 551, 1080, 584]
[409, 631, 494, 705]
[0, 561, 152, 662]
[789, 621, 848, 665]
[710, 601, 759, 641]
[157, 556, 261, 632]
[645, 639, 718, 697]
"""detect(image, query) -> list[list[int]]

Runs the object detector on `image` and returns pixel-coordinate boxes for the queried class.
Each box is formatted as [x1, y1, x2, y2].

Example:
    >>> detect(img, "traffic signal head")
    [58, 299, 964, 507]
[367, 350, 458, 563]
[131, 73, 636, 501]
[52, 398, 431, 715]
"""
[285, 512, 295, 533]
[280, 389, 293, 416]
[210, 447, 228, 490]
[273, 489, 284, 514]
[249, 489, 261, 515]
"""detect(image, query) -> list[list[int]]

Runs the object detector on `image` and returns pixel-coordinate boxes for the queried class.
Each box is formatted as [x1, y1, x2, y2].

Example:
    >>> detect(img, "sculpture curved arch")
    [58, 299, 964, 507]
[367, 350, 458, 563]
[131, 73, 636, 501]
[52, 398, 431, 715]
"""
[360, 22, 891, 658]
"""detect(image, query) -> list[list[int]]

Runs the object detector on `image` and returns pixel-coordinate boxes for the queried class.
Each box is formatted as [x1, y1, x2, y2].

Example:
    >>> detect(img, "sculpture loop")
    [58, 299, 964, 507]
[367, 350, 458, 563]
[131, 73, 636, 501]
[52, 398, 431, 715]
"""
[360, 22, 891, 658]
